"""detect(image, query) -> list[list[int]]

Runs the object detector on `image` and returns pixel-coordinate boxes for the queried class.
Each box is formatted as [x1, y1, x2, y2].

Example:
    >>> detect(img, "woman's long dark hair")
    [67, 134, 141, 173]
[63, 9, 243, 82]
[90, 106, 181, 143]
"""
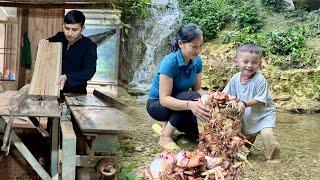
[171, 23, 203, 52]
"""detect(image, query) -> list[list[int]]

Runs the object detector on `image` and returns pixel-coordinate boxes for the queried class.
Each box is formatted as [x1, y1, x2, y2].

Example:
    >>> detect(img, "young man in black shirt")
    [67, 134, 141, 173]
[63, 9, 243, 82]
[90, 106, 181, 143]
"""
[44, 10, 97, 94]
[33, 10, 97, 136]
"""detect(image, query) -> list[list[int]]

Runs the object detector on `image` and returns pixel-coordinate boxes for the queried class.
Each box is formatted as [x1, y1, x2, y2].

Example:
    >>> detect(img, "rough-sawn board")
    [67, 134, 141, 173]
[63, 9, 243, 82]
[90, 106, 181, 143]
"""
[29, 41, 62, 98]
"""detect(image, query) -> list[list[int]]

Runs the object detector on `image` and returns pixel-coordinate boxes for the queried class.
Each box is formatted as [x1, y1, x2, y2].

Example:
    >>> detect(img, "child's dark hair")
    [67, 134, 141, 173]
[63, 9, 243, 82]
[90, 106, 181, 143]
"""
[236, 44, 263, 58]
[171, 23, 203, 52]
[64, 10, 86, 27]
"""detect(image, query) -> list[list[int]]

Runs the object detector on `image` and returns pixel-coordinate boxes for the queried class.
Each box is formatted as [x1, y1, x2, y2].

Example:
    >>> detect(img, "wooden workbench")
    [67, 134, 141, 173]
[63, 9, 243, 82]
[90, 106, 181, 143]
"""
[64, 94, 127, 134]
[0, 90, 61, 180]
[61, 93, 128, 179]
[0, 91, 60, 117]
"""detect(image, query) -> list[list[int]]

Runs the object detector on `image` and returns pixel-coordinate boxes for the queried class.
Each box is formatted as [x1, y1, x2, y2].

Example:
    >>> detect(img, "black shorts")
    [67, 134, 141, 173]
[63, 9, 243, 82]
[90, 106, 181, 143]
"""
[146, 91, 201, 140]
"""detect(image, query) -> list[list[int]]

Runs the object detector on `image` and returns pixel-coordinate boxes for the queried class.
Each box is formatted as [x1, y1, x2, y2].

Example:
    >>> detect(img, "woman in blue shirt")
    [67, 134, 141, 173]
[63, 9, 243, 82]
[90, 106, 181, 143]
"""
[146, 23, 211, 150]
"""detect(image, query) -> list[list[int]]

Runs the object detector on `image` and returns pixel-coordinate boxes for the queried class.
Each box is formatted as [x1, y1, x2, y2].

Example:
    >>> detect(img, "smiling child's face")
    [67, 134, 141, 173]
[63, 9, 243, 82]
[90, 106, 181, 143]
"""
[236, 51, 262, 77]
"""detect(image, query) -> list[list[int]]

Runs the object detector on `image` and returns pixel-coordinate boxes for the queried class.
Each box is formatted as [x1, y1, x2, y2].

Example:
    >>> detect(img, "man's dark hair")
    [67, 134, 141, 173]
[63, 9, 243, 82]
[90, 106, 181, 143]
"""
[64, 10, 86, 27]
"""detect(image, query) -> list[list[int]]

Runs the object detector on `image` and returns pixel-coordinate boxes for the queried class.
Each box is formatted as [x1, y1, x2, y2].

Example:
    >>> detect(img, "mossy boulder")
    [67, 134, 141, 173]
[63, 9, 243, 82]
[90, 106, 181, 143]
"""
[293, 0, 320, 11]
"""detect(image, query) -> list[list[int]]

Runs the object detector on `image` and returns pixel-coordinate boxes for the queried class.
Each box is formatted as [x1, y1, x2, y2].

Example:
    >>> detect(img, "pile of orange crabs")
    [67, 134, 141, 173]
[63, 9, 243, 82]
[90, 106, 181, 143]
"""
[142, 91, 253, 180]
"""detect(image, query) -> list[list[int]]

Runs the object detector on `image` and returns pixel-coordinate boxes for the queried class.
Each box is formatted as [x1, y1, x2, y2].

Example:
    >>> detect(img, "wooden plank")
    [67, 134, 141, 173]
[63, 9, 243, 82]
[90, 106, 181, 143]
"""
[0, 19, 18, 24]
[29, 41, 62, 98]
[93, 89, 127, 110]
[2, 116, 48, 129]
[69, 106, 127, 134]
[9, 84, 29, 111]
[17, 8, 29, 89]
[0, 90, 17, 108]
[60, 120, 76, 180]
[64, 94, 109, 107]
[27, 9, 64, 84]
[0, 1, 116, 9]
[0, 91, 60, 117]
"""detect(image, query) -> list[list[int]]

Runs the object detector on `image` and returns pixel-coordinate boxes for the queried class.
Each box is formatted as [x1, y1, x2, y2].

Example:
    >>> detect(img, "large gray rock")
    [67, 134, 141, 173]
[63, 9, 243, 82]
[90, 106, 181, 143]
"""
[284, 0, 295, 10]
[293, 0, 320, 11]
[119, 0, 184, 95]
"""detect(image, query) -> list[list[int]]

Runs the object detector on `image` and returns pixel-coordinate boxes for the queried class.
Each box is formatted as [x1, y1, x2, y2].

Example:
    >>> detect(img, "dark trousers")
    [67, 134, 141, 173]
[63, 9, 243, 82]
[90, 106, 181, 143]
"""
[146, 91, 201, 141]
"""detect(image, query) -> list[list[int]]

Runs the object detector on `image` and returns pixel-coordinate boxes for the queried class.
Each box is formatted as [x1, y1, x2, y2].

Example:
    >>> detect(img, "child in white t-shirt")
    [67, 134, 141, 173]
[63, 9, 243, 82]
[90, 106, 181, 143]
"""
[223, 44, 280, 164]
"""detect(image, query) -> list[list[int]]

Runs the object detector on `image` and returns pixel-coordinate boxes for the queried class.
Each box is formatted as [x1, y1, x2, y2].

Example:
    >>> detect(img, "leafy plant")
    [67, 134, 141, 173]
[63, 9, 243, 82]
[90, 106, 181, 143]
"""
[261, 0, 285, 12]
[127, 0, 152, 19]
[234, 31, 266, 52]
[116, 162, 140, 180]
[234, 4, 263, 33]
[269, 55, 286, 69]
[117, 0, 151, 21]
[284, 9, 309, 21]
[97, 0, 152, 21]
[266, 28, 305, 56]
[219, 30, 239, 44]
[289, 48, 319, 68]
[179, 0, 237, 40]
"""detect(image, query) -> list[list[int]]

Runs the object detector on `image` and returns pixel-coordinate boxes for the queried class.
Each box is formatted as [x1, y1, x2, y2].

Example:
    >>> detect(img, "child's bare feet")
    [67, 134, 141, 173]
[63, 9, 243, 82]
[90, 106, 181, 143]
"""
[267, 158, 281, 164]
[266, 144, 281, 164]
[265, 144, 280, 159]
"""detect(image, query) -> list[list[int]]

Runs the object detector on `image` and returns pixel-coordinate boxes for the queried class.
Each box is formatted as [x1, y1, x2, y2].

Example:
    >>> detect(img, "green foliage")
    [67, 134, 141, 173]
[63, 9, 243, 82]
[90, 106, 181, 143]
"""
[220, 25, 319, 69]
[261, 0, 285, 12]
[284, 9, 309, 21]
[97, 0, 151, 20]
[288, 48, 319, 68]
[266, 28, 305, 56]
[234, 31, 267, 52]
[127, 0, 152, 19]
[179, 0, 236, 40]
[116, 162, 140, 180]
[123, 0, 151, 20]
[219, 30, 239, 44]
[234, 4, 263, 33]
[180, 0, 319, 70]
[269, 55, 286, 69]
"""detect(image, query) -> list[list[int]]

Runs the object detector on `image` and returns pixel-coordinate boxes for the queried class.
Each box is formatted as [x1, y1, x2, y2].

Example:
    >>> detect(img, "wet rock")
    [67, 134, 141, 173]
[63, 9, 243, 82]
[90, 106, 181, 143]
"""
[284, 0, 295, 10]
[124, 0, 184, 91]
[127, 85, 148, 96]
[293, 0, 320, 11]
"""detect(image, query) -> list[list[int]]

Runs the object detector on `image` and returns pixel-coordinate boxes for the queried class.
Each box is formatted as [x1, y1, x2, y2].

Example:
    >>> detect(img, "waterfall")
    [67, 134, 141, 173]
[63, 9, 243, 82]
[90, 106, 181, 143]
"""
[128, 0, 184, 95]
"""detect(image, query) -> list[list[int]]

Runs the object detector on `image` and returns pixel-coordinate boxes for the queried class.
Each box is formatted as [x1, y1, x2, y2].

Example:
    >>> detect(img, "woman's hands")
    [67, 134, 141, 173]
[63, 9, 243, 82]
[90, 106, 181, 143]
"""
[188, 100, 211, 121]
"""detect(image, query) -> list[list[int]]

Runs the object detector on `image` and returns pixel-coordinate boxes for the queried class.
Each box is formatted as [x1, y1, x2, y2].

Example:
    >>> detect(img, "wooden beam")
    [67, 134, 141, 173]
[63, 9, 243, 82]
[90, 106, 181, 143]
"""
[29, 41, 62, 98]
[9, 84, 29, 111]
[0, 19, 18, 24]
[0, 1, 116, 9]
[17, 8, 29, 89]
